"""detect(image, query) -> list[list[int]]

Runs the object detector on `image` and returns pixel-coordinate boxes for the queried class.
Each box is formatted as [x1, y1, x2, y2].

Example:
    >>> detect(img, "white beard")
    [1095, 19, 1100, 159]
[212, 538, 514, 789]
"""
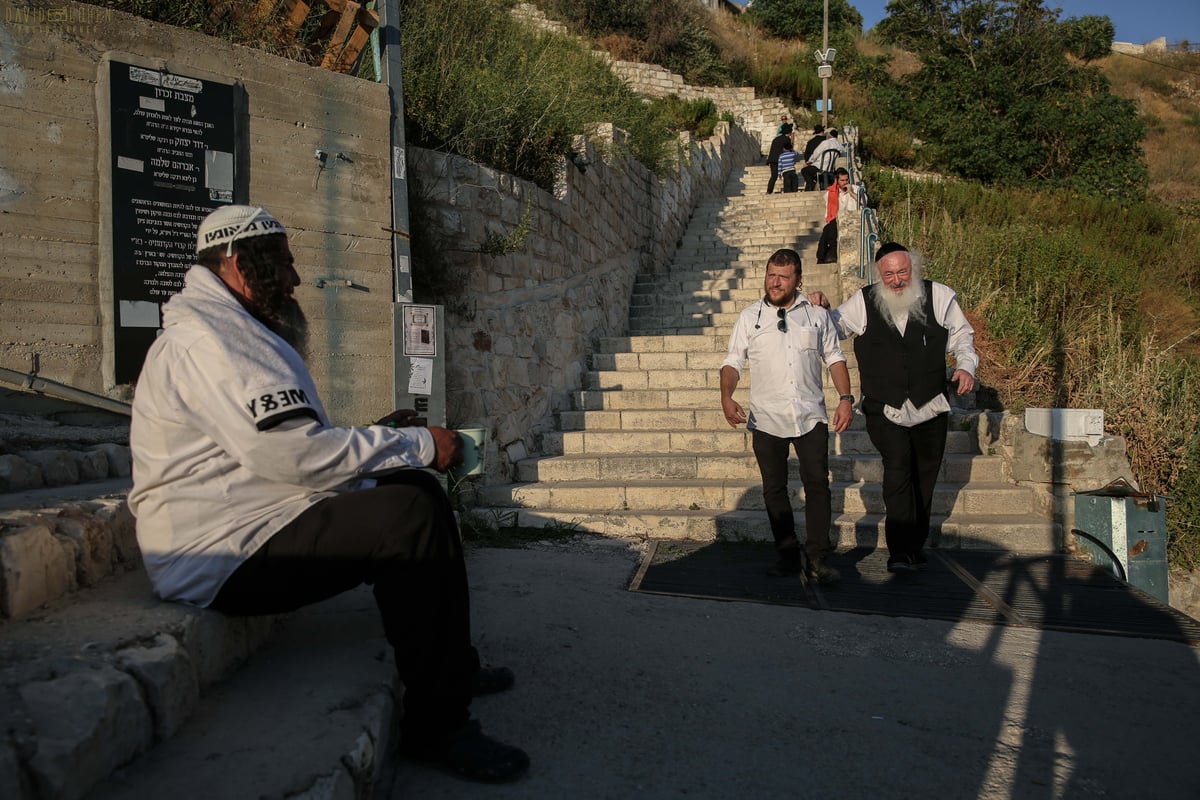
[871, 271, 926, 331]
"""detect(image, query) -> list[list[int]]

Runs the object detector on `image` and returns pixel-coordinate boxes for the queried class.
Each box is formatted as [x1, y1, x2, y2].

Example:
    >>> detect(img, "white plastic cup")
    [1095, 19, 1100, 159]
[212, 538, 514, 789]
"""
[454, 428, 486, 476]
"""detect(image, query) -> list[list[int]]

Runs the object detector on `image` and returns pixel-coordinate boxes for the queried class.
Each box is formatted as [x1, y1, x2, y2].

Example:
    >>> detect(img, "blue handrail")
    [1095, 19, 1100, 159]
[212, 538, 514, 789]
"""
[842, 121, 881, 282]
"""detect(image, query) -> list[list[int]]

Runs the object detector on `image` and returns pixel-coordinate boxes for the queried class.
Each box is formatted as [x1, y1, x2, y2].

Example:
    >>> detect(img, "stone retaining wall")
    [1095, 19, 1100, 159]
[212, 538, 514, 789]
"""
[412, 120, 761, 481]
[510, 2, 804, 152]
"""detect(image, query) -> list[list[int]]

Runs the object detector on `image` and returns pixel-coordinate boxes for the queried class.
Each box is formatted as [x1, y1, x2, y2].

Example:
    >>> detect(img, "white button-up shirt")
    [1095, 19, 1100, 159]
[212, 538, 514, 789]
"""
[721, 296, 847, 439]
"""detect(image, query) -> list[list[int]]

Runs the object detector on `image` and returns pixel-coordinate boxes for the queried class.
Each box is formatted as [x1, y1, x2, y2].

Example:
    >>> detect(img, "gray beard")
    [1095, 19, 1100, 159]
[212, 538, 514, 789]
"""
[871, 277, 926, 331]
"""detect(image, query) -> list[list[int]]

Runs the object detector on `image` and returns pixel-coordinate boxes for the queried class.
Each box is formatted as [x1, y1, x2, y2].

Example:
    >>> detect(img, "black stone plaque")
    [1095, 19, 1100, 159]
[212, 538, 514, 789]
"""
[108, 61, 245, 384]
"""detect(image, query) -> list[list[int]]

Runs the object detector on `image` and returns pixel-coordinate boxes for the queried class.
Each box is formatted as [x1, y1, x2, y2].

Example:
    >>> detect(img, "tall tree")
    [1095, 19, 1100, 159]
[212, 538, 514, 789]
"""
[874, 0, 1146, 198]
[747, 0, 864, 40]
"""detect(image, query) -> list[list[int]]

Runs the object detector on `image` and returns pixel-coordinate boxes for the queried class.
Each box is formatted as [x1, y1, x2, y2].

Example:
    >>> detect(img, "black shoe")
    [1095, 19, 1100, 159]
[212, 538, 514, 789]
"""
[887, 555, 918, 573]
[911, 551, 929, 570]
[472, 666, 515, 696]
[807, 557, 841, 585]
[767, 557, 803, 577]
[404, 720, 530, 783]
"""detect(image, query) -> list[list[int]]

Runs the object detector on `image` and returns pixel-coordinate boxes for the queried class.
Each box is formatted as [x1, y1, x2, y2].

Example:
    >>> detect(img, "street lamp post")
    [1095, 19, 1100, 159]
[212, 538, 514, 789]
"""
[822, 0, 829, 127]
[814, 46, 835, 126]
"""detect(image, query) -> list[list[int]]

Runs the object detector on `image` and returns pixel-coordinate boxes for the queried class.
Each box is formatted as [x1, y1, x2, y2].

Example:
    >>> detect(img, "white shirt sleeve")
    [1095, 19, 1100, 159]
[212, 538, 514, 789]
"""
[830, 290, 867, 339]
[720, 305, 755, 376]
[932, 283, 978, 377]
[172, 336, 435, 491]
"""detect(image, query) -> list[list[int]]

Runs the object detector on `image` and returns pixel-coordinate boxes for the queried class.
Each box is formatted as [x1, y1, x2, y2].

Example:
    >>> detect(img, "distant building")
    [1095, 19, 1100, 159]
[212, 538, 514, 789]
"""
[698, 0, 745, 14]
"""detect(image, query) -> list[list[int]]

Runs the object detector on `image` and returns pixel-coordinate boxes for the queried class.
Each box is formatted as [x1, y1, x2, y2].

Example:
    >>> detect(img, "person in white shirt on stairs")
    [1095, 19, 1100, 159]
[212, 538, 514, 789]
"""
[810, 242, 978, 574]
[719, 248, 854, 584]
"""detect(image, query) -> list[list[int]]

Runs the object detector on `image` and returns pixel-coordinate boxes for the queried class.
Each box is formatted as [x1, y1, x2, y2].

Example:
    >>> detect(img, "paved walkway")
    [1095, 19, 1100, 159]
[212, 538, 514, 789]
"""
[379, 540, 1200, 799]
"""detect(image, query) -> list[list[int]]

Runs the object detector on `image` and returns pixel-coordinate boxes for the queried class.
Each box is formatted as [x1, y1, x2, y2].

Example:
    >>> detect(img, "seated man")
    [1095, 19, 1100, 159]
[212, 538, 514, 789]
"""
[128, 205, 528, 784]
[801, 129, 844, 192]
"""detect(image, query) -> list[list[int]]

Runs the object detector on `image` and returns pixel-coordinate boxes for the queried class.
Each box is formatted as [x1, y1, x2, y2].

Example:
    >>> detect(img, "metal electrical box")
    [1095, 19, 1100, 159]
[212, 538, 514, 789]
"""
[1074, 478, 1168, 603]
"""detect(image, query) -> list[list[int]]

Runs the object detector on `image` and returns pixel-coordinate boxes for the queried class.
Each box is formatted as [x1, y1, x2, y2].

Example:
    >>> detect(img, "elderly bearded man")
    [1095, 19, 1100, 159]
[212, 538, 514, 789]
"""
[720, 248, 853, 584]
[812, 242, 978, 573]
[128, 205, 529, 783]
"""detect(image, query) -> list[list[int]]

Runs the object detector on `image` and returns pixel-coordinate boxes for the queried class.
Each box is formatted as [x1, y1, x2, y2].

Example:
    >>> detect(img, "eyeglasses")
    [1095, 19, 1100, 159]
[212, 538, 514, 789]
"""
[776, 307, 787, 332]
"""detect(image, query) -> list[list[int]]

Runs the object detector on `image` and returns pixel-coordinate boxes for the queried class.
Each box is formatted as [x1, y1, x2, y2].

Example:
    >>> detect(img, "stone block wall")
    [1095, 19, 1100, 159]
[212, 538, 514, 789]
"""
[510, 3, 802, 152]
[411, 120, 760, 481]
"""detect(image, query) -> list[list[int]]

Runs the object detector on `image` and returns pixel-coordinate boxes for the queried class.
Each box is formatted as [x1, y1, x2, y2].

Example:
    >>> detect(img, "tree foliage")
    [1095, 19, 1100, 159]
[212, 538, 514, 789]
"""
[746, 0, 863, 41]
[872, 0, 1147, 199]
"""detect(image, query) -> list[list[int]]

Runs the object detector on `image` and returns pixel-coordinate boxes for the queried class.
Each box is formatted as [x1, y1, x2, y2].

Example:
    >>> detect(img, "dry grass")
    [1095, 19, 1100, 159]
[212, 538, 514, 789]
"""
[1101, 50, 1200, 207]
[705, 10, 809, 71]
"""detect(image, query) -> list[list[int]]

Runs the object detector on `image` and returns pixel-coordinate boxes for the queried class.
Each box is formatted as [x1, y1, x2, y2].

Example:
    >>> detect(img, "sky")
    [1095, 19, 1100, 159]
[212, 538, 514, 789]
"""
[848, 1, 1200, 46]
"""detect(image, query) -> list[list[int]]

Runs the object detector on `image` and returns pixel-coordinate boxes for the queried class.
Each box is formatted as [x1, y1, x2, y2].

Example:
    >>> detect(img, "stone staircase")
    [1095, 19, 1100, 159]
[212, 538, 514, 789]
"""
[478, 165, 1057, 554]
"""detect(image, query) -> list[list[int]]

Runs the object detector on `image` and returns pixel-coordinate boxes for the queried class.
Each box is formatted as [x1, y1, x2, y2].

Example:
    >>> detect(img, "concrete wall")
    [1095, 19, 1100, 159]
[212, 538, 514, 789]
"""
[0, 1, 396, 428]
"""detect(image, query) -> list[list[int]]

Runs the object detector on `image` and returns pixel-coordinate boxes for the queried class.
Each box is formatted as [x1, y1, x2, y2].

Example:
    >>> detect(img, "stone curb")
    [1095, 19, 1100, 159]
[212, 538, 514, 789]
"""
[0, 563, 280, 800]
[0, 492, 138, 621]
[0, 491, 400, 800]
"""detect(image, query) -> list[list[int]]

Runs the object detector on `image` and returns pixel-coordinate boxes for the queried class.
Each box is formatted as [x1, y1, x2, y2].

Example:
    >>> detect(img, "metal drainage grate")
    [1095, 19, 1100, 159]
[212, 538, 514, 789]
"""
[628, 541, 1200, 646]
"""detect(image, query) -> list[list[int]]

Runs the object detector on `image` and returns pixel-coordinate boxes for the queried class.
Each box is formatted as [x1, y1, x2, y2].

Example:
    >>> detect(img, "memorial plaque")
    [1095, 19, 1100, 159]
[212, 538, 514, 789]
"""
[107, 60, 245, 383]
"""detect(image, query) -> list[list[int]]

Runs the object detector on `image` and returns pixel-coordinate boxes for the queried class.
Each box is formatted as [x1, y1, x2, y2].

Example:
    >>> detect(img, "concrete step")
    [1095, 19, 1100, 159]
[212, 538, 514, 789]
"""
[578, 376, 862, 399]
[0, 491, 397, 800]
[481, 476, 1032, 518]
[466, 507, 1059, 553]
[595, 335, 732, 354]
[84, 587, 395, 800]
[587, 349, 858, 372]
[522, 430, 982, 474]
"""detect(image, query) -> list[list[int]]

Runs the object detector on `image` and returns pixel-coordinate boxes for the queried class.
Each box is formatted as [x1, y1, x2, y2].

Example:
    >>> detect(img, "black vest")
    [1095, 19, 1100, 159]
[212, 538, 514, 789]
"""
[854, 280, 949, 409]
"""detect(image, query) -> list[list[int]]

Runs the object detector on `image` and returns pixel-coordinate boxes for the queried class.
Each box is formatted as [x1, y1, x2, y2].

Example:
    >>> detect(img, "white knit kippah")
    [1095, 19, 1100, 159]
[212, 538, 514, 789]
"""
[195, 205, 285, 255]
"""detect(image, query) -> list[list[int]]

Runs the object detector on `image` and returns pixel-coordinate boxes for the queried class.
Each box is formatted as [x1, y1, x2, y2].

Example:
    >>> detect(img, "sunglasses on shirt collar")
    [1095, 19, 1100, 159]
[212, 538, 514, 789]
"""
[755, 305, 789, 332]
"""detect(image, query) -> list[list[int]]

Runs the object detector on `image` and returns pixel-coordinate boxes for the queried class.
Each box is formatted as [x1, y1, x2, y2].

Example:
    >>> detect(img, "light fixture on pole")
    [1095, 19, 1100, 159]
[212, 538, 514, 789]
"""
[820, 0, 830, 127]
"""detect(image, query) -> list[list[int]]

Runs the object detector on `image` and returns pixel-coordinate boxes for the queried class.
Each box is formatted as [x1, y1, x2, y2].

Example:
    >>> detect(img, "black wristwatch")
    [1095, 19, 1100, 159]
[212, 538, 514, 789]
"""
[838, 394, 854, 403]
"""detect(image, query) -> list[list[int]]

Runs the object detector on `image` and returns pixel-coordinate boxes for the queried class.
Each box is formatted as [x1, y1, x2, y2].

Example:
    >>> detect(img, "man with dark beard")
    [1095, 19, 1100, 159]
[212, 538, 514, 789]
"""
[813, 242, 978, 573]
[128, 205, 529, 783]
[720, 248, 853, 584]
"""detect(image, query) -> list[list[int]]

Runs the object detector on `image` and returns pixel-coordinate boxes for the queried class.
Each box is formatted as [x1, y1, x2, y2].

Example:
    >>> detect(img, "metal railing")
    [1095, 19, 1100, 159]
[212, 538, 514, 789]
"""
[842, 122, 881, 282]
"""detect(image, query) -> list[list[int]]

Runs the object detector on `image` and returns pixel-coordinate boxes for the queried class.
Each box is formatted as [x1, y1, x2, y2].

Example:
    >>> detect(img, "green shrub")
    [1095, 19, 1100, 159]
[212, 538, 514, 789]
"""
[400, 0, 688, 188]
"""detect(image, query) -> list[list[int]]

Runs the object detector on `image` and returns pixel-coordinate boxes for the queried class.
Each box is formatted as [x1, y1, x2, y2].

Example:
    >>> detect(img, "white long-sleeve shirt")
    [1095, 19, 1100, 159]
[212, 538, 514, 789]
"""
[721, 296, 847, 439]
[831, 281, 978, 426]
[129, 265, 436, 606]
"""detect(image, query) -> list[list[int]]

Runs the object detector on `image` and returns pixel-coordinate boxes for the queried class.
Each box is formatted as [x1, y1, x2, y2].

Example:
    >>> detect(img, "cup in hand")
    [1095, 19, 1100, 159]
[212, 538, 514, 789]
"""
[454, 428, 486, 476]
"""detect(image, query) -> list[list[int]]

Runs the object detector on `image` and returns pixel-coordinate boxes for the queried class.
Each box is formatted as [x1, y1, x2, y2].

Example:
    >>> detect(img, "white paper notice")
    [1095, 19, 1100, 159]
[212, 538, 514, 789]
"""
[403, 305, 436, 356]
[408, 358, 433, 395]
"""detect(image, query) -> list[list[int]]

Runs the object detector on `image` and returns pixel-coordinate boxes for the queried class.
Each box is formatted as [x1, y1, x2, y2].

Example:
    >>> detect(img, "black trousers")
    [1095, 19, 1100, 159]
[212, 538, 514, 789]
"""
[751, 425, 833, 560]
[816, 219, 838, 263]
[211, 469, 478, 739]
[766, 161, 780, 193]
[782, 170, 798, 193]
[801, 165, 820, 191]
[863, 410, 949, 559]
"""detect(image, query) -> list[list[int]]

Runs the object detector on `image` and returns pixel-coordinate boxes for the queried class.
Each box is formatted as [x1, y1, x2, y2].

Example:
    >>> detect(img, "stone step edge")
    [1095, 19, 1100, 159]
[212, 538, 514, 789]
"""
[1, 567, 395, 800]
[465, 508, 1060, 552]
[0, 486, 136, 621]
[0, 564, 281, 800]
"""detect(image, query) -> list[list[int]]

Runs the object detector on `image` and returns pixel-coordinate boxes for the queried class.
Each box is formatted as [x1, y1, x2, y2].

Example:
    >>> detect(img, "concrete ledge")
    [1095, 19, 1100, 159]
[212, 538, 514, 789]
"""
[0, 492, 137, 621]
[0, 565, 281, 800]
